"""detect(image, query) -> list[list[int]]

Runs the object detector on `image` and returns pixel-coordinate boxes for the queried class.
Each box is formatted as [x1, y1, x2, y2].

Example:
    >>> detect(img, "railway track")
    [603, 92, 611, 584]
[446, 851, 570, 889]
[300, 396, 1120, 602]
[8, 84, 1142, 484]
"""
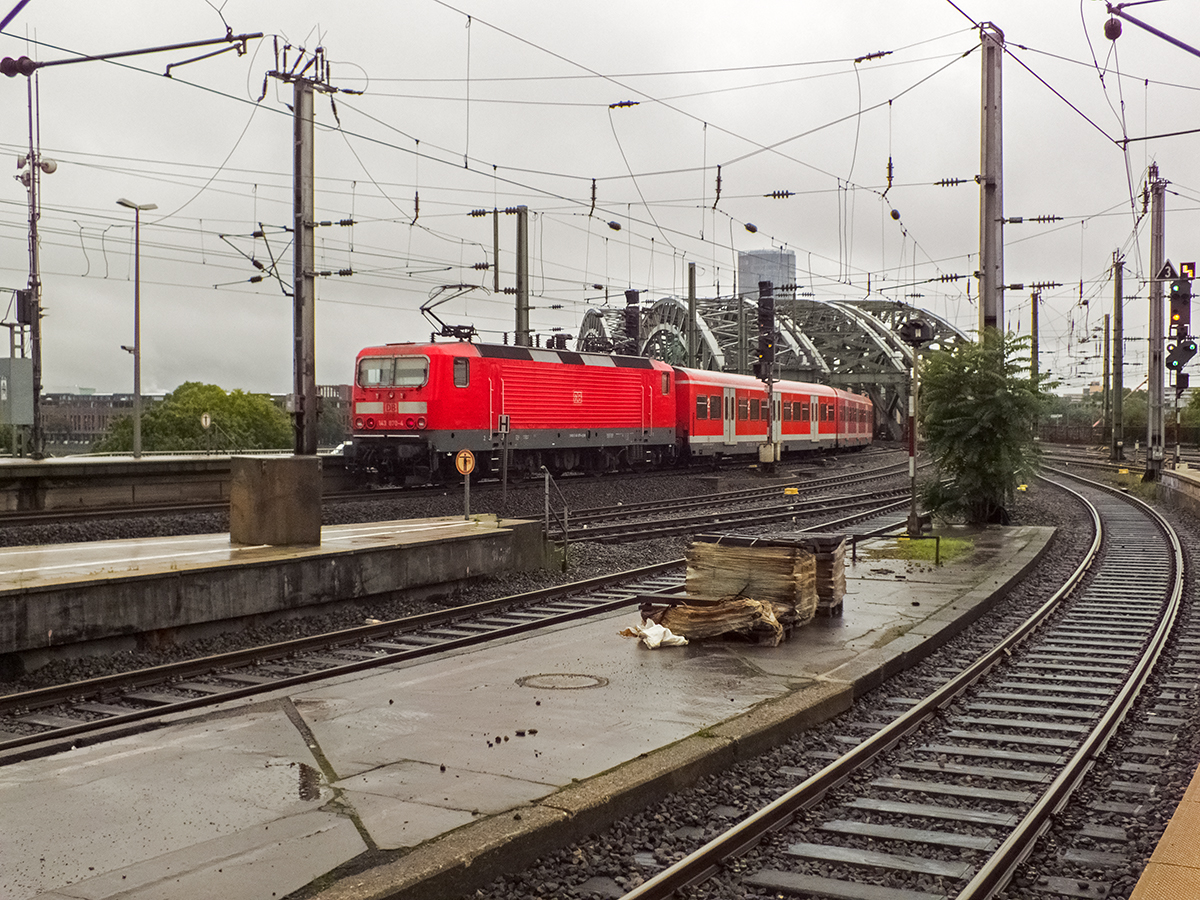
[0, 563, 685, 764]
[0, 492, 912, 766]
[576, 488, 912, 542]
[620, 471, 1182, 900]
[0, 450, 898, 529]
[558, 460, 919, 541]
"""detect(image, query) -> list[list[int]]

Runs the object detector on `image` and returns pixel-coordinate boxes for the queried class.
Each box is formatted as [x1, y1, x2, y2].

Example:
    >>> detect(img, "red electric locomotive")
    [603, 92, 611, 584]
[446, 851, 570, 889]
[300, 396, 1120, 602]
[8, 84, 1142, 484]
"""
[347, 340, 873, 482]
[348, 341, 676, 482]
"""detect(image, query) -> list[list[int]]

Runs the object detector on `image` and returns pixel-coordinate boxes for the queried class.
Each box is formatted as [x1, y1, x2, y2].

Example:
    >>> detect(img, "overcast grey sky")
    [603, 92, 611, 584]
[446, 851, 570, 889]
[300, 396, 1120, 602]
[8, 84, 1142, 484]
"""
[2, 0, 1198, 396]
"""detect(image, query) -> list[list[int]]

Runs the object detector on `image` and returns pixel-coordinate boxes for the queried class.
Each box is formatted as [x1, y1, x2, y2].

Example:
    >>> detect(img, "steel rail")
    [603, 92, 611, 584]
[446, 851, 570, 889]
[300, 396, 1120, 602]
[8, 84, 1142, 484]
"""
[0, 492, 913, 764]
[577, 490, 911, 542]
[571, 460, 914, 520]
[956, 468, 1185, 899]
[620, 476, 1106, 900]
[0, 561, 684, 762]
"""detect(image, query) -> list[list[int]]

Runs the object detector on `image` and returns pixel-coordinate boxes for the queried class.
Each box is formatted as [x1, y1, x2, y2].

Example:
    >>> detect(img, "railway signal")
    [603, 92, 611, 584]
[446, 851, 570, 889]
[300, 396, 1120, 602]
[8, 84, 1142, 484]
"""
[1166, 339, 1197, 371]
[898, 319, 933, 536]
[1169, 277, 1192, 339]
[624, 289, 640, 353]
[755, 289, 776, 378]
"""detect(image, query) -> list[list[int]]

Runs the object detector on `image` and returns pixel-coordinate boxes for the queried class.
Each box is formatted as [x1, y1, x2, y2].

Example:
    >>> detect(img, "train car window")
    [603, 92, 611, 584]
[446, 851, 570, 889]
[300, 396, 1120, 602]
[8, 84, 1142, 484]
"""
[662, 372, 670, 395]
[783, 402, 792, 422]
[696, 396, 708, 420]
[750, 398, 760, 420]
[800, 401, 810, 422]
[453, 357, 470, 387]
[738, 398, 749, 421]
[709, 396, 721, 419]
[357, 357, 394, 387]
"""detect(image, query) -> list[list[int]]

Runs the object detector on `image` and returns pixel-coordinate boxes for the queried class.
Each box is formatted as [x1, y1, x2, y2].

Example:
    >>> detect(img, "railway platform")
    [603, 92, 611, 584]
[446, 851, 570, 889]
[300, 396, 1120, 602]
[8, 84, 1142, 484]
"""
[1129, 766, 1200, 898]
[0, 453, 354, 512]
[1, 523, 1054, 900]
[0, 515, 547, 674]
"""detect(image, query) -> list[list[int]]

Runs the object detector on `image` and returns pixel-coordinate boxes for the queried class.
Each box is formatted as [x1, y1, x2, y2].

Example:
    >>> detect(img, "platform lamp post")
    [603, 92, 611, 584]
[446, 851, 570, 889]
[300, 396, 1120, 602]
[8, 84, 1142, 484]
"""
[898, 319, 935, 536]
[116, 198, 156, 458]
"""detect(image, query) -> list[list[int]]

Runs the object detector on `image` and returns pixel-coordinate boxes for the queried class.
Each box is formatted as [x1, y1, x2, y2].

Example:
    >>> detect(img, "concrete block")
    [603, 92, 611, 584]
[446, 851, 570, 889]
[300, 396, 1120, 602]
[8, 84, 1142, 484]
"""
[230, 455, 322, 546]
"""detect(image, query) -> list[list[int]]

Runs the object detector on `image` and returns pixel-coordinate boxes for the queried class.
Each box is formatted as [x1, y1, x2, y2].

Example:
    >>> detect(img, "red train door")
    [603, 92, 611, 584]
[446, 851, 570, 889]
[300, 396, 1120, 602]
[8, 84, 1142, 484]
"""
[723, 387, 736, 445]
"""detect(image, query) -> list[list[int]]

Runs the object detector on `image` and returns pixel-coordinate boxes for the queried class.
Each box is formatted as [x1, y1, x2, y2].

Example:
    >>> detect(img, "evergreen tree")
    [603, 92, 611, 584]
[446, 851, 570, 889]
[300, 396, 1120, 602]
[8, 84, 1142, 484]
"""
[918, 333, 1050, 524]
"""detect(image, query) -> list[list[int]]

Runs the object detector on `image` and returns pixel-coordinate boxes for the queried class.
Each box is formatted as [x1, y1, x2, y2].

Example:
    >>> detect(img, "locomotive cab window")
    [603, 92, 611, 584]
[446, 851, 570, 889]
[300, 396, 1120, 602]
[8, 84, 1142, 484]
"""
[696, 396, 708, 420]
[453, 357, 470, 388]
[395, 356, 430, 387]
[357, 357, 394, 387]
[662, 372, 670, 395]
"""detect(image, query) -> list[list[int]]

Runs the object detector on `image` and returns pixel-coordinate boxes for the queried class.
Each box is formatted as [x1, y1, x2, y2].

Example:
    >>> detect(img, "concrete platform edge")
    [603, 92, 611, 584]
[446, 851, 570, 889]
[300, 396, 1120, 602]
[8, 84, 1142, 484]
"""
[2, 517, 548, 673]
[303, 527, 1054, 900]
[828, 524, 1055, 698]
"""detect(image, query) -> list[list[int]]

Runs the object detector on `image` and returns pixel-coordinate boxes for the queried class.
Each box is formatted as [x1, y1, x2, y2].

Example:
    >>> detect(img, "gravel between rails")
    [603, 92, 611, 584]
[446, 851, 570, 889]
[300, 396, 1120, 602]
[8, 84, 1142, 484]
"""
[992, 491, 1200, 900]
[439, 479, 1104, 900]
[0, 454, 890, 697]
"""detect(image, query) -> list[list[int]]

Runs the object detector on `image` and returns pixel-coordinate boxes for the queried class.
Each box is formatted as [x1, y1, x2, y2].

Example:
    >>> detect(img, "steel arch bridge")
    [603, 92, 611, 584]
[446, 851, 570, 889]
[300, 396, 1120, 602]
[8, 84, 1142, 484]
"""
[575, 296, 970, 440]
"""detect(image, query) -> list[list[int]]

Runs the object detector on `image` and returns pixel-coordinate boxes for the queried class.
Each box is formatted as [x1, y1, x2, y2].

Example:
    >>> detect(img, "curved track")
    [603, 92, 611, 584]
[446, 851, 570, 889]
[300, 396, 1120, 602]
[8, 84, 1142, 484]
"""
[621, 471, 1182, 900]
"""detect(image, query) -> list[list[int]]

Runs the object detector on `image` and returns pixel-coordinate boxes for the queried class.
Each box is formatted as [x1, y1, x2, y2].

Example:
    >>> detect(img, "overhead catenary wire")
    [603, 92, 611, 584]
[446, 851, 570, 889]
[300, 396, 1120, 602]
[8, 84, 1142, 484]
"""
[0, 9, 1174, 386]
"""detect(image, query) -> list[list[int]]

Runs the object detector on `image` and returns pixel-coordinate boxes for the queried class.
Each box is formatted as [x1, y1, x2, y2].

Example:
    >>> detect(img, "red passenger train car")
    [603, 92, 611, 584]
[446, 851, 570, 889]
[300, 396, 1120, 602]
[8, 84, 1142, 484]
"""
[673, 368, 872, 460]
[347, 341, 872, 482]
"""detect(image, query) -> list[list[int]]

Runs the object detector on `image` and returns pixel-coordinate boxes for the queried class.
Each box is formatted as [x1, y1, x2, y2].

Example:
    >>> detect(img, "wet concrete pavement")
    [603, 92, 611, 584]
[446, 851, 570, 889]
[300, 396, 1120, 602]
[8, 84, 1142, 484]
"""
[1, 525, 1052, 900]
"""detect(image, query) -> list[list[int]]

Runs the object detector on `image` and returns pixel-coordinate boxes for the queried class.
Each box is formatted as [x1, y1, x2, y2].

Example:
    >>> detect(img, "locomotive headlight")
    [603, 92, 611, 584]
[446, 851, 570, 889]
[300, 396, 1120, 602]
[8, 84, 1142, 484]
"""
[355, 417, 364, 429]
[417, 416, 427, 429]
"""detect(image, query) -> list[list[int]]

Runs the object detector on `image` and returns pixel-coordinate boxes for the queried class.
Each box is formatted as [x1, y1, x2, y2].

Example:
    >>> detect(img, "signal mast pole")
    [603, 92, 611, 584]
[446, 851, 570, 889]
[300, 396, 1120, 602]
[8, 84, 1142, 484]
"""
[515, 205, 530, 347]
[1112, 252, 1124, 460]
[978, 23, 1005, 339]
[1146, 165, 1165, 481]
[268, 45, 337, 456]
[294, 77, 317, 455]
[2, 32, 259, 457]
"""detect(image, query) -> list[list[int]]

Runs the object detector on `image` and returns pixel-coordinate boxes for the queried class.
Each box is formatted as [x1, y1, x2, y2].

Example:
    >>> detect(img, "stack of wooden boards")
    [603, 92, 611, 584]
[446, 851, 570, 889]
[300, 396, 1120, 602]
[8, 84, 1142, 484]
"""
[641, 534, 848, 646]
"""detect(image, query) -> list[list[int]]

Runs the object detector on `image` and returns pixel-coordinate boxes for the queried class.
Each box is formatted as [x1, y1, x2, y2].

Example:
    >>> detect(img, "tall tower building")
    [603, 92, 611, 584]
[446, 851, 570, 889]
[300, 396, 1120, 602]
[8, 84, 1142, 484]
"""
[738, 249, 796, 299]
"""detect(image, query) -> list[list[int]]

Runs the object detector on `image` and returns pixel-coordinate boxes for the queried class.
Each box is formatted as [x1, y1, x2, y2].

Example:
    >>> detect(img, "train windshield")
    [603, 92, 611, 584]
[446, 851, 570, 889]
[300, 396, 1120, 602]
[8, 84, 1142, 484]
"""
[357, 356, 429, 387]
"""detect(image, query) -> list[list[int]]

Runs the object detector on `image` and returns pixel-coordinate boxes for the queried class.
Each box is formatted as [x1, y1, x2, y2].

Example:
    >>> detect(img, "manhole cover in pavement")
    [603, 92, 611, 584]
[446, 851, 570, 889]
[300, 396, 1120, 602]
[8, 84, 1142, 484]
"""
[516, 673, 609, 690]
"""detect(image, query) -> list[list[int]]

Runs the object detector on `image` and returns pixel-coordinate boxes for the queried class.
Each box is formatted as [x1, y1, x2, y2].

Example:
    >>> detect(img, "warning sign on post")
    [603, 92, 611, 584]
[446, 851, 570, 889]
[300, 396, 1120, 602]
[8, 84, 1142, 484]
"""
[455, 449, 476, 475]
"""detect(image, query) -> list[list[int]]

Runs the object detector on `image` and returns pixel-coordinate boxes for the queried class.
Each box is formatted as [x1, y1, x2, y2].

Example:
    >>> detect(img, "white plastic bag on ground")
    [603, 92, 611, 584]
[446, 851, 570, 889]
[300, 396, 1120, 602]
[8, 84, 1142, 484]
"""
[619, 619, 688, 649]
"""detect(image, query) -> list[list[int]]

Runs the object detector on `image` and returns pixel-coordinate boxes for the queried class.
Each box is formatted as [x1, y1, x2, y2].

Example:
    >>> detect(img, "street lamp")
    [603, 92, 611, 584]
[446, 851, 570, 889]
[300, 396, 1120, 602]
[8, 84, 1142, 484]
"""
[116, 198, 156, 458]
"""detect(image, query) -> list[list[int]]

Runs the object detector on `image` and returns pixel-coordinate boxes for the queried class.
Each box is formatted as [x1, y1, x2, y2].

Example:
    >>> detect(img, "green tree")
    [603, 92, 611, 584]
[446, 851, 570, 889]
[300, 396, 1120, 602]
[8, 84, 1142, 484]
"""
[95, 382, 292, 453]
[918, 333, 1050, 524]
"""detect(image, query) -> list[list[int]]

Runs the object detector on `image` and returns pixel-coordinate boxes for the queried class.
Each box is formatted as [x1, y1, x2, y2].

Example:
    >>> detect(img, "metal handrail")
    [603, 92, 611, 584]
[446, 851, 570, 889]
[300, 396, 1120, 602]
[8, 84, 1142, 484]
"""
[540, 466, 570, 571]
